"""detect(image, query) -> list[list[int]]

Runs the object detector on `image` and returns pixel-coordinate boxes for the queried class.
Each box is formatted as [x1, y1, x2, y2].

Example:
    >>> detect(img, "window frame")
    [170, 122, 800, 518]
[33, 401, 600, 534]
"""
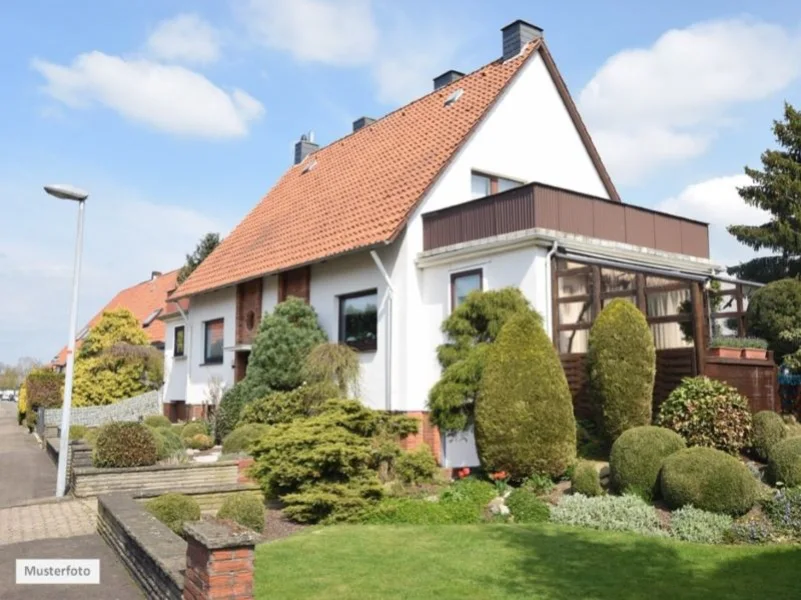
[450, 268, 483, 311]
[470, 170, 524, 198]
[203, 318, 225, 365]
[174, 325, 185, 358]
[338, 289, 379, 352]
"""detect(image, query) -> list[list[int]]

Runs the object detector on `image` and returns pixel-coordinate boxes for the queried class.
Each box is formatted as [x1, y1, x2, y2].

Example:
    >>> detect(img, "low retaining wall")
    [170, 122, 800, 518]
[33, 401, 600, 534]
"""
[72, 460, 240, 498]
[134, 483, 261, 514]
[41, 389, 162, 434]
[97, 493, 185, 600]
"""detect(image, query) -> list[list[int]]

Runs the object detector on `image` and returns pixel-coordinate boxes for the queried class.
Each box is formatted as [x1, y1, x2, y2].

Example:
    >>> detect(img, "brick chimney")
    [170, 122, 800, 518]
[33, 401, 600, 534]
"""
[151, 271, 162, 280]
[501, 19, 543, 61]
[352, 116, 375, 132]
[433, 70, 464, 90]
[294, 132, 319, 165]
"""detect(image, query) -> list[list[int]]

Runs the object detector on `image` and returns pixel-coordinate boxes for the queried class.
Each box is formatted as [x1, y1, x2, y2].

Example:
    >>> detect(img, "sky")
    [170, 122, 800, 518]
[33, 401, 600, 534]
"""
[2, 0, 800, 364]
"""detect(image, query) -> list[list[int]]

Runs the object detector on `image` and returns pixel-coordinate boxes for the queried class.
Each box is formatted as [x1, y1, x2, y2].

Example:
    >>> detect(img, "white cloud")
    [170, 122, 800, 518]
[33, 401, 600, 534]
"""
[657, 174, 770, 266]
[145, 13, 221, 65]
[32, 51, 264, 138]
[0, 177, 232, 363]
[580, 18, 801, 184]
[241, 0, 378, 66]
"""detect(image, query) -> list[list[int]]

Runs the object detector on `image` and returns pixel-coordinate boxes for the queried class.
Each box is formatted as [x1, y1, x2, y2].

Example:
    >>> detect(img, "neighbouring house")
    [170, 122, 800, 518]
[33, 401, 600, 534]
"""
[166, 20, 769, 465]
[51, 270, 178, 372]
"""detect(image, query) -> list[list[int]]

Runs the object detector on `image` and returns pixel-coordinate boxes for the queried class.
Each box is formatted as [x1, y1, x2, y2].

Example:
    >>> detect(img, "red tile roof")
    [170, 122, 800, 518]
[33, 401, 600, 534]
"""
[52, 270, 179, 367]
[173, 40, 617, 299]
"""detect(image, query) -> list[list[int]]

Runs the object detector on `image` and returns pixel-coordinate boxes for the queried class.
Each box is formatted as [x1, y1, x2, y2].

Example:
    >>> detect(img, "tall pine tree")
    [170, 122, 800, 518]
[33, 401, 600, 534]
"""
[728, 103, 801, 283]
[177, 232, 221, 284]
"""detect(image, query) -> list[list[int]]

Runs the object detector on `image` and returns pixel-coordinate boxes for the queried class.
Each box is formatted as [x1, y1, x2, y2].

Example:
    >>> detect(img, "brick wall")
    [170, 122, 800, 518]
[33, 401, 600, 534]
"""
[399, 411, 442, 464]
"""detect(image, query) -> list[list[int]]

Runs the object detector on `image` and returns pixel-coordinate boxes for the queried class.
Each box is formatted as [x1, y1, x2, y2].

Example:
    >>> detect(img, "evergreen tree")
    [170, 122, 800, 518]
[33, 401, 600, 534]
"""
[177, 233, 221, 284]
[728, 103, 801, 283]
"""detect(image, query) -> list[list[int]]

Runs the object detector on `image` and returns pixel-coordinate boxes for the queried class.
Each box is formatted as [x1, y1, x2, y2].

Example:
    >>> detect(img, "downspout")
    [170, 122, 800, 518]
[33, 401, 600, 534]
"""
[370, 250, 394, 411]
[545, 241, 559, 341]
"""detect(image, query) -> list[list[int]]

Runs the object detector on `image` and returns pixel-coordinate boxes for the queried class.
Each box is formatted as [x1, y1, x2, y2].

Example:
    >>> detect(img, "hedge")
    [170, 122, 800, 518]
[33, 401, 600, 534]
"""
[751, 411, 787, 462]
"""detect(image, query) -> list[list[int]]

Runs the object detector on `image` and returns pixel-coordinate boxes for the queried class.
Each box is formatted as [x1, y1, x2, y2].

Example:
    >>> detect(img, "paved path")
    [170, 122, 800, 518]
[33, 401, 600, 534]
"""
[0, 402, 142, 598]
[0, 402, 58, 507]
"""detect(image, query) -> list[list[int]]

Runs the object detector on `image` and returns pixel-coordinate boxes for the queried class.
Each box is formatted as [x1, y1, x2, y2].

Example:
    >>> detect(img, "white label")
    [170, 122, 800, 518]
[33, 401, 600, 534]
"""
[16, 559, 100, 584]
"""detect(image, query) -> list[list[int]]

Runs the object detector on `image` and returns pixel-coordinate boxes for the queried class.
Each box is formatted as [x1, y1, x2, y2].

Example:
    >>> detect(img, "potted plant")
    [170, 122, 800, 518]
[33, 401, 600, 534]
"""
[739, 337, 768, 360]
[708, 337, 742, 359]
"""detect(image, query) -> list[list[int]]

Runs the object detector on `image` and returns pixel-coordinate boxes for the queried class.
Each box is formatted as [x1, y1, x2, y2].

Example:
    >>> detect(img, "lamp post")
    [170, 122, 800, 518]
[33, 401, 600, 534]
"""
[45, 184, 89, 497]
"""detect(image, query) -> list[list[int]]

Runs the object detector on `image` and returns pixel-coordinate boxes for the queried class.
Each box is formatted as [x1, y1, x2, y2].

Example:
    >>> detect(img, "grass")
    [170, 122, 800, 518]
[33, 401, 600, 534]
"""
[254, 523, 799, 599]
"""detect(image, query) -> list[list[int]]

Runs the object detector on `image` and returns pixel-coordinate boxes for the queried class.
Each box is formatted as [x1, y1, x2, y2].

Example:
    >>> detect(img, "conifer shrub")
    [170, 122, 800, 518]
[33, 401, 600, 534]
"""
[588, 299, 655, 441]
[151, 427, 184, 460]
[144, 415, 171, 429]
[93, 421, 158, 468]
[660, 447, 759, 515]
[475, 311, 576, 479]
[609, 426, 686, 499]
[428, 288, 533, 432]
[181, 421, 209, 439]
[751, 410, 787, 462]
[222, 423, 270, 455]
[238, 382, 339, 427]
[657, 377, 752, 455]
[571, 460, 603, 497]
[215, 384, 248, 442]
[767, 437, 801, 487]
[185, 433, 214, 451]
[395, 445, 438, 485]
[217, 493, 265, 532]
[746, 278, 801, 359]
[146, 493, 200, 535]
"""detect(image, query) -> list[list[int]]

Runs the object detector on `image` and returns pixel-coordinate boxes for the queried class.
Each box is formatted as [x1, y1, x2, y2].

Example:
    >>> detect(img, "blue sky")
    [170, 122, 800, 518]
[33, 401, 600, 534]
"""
[2, 0, 801, 364]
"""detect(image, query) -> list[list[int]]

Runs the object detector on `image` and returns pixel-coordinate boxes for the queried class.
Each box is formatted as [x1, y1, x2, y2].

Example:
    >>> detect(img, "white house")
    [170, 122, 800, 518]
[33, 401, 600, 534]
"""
[164, 20, 729, 466]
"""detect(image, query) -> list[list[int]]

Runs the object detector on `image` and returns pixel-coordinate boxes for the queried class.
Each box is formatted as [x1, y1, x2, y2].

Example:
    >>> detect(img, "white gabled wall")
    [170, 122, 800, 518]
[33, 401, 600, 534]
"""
[185, 286, 236, 404]
[162, 317, 187, 402]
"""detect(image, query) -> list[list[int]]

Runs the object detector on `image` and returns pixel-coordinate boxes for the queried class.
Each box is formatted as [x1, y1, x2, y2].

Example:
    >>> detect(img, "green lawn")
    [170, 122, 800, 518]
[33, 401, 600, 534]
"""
[254, 524, 799, 599]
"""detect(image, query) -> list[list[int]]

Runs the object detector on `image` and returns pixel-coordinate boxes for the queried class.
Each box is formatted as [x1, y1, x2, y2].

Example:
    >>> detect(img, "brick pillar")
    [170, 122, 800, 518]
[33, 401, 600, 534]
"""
[237, 458, 255, 484]
[398, 411, 442, 465]
[183, 520, 258, 600]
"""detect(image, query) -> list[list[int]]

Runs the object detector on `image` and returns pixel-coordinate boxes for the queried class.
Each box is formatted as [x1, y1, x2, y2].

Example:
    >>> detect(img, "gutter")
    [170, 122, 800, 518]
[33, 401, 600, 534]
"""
[544, 241, 559, 340]
[370, 250, 394, 411]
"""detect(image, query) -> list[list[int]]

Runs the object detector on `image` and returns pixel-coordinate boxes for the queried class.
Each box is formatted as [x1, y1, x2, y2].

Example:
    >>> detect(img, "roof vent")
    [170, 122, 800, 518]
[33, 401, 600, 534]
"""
[433, 70, 465, 90]
[301, 159, 317, 174]
[501, 19, 543, 61]
[294, 132, 319, 165]
[444, 89, 464, 106]
[352, 116, 376, 132]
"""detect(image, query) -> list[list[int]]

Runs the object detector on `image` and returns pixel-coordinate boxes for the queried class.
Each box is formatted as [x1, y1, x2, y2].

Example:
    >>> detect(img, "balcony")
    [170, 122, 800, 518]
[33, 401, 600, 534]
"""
[422, 182, 709, 258]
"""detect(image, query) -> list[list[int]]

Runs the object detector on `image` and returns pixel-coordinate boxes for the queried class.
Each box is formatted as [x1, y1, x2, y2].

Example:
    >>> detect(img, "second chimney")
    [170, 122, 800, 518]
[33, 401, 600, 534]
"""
[294, 132, 319, 165]
[151, 271, 162, 280]
[433, 70, 465, 90]
[501, 20, 543, 61]
[353, 116, 375, 132]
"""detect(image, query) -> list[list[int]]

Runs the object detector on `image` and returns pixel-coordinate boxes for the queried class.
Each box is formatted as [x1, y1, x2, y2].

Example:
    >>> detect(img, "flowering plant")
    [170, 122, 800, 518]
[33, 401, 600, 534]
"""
[456, 467, 471, 479]
[490, 471, 509, 494]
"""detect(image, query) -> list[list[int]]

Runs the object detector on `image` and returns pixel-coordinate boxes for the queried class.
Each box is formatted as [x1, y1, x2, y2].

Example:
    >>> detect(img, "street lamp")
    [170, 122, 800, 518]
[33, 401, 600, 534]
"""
[45, 184, 89, 497]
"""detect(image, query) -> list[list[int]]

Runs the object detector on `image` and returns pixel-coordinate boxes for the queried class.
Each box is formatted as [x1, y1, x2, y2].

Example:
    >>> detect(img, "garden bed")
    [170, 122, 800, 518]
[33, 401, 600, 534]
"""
[253, 524, 799, 599]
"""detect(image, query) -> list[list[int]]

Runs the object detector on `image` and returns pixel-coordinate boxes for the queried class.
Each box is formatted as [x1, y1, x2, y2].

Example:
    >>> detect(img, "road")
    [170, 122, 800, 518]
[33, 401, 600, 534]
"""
[0, 401, 142, 598]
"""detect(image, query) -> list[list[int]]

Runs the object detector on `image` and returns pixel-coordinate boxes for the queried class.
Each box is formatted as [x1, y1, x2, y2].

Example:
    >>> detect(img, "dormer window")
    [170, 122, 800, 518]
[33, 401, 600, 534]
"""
[470, 171, 524, 199]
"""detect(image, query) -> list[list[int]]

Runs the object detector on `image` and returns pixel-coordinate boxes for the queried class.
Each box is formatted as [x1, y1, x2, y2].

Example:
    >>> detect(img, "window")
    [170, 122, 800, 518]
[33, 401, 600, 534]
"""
[174, 326, 185, 358]
[470, 171, 523, 199]
[339, 290, 378, 351]
[451, 269, 482, 309]
[203, 319, 224, 364]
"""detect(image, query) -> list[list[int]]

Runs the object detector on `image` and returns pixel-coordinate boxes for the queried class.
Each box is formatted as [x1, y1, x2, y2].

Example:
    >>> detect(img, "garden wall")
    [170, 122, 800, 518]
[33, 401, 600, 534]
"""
[133, 484, 262, 514]
[72, 460, 239, 498]
[97, 493, 185, 600]
[705, 355, 778, 413]
[40, 388, 162, 434]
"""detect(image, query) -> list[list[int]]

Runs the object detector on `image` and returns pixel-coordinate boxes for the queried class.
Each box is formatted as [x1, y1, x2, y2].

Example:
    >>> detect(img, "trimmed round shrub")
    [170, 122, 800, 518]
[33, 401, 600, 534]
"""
[506, 488, 550, 523]
[609, 426, 686, 499]
[146, 493, 200, 535]
[69, 424, 88, 440]
[657, 376, 752, 455]
[660, 447, 759, 515]
[82, 428, 99, 447]
[217, 493, 265, 532]
[182, 421, 209, 439]
[215, 384, 247, 442]
[475, 311, 576, 479]
[144, 415, 171, 429]
[669, 506, 732, 544]
[767, 437, 801, 487]
[571, 460, 603, 497]
[746, 278, 801, 359]
[185, 433, 214, 450]
[222, 423, 270, 455]
[93, 421, 158, 468]
[152, 427, 184, 460]
[752, 411, 787, 462]
[588, 298, 655, 441]
[395, 445, 438, 485]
